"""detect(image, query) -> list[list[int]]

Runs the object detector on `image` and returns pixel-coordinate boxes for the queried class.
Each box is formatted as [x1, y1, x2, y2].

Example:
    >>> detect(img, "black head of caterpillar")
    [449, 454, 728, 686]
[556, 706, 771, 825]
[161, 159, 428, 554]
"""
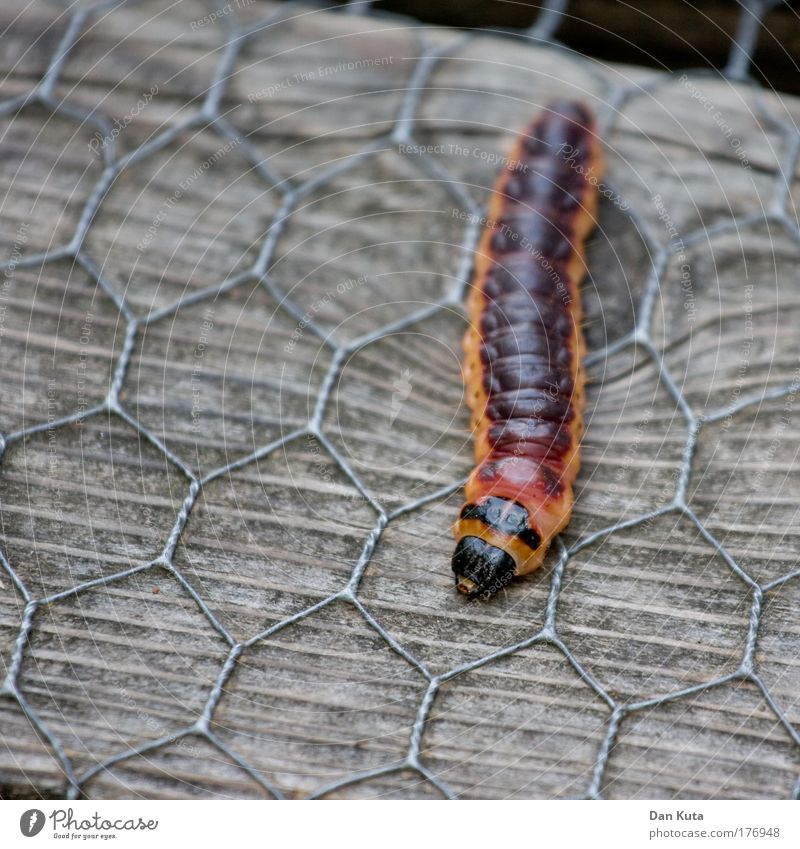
[452, 497, 541, 597]
[451, 536, 516, 598]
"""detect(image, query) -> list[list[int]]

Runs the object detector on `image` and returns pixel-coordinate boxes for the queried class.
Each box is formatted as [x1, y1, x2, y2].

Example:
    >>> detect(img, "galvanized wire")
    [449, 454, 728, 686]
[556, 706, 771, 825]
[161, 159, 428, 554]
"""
[0, 0, 798, 800]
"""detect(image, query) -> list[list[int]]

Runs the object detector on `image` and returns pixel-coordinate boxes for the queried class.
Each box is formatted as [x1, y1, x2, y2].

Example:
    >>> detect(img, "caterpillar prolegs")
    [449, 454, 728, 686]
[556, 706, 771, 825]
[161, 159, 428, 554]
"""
[452, 101, 602, 597]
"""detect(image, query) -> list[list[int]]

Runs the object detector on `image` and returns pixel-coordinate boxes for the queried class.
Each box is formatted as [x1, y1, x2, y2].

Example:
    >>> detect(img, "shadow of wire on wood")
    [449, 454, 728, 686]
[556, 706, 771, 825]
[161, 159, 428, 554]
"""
[0, 0, 799, 799]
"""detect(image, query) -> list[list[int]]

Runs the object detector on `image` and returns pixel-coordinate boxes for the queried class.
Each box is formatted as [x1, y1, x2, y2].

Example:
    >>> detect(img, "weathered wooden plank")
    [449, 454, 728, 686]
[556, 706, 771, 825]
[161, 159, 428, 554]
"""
[1, 0, 799, 800]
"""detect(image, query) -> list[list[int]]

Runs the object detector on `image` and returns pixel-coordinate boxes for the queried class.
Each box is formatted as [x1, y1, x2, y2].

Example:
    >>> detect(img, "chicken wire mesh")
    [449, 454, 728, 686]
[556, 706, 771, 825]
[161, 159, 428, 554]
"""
[0, 0, 799, 799]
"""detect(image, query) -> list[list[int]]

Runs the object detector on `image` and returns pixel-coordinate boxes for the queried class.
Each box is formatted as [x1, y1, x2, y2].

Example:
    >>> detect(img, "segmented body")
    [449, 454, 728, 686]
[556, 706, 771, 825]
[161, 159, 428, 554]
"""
[451, 101, 602, 597]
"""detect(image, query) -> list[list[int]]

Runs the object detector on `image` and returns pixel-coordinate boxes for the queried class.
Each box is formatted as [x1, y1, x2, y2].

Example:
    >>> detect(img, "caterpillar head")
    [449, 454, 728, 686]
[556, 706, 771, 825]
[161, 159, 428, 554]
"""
[451, 497, 544, 597]
[452, 535, 516, 598]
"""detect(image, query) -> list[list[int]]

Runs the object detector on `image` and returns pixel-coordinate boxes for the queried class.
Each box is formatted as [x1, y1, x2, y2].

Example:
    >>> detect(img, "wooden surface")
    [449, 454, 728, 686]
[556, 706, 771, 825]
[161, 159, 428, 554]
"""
[1, 0, 800, 800]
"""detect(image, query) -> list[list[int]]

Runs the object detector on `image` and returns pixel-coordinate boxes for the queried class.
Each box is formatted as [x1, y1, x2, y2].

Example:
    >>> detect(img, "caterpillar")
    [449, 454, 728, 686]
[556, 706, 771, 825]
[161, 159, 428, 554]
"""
[451, 100, 602, 597]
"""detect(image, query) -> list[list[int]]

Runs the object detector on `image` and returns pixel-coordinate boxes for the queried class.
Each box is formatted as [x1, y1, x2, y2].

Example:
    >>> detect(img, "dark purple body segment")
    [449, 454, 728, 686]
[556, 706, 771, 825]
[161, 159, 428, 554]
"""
[475, 101, 596, 475]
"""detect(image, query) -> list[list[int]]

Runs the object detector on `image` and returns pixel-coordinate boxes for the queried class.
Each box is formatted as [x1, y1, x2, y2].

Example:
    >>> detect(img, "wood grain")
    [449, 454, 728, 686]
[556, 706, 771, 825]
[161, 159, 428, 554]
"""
[1, 0, 799, 800]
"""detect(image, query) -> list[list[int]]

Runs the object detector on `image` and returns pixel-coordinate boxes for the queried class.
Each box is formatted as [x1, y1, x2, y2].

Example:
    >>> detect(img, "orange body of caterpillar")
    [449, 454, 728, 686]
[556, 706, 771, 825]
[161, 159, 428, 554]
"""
[451, 101, 602, 597]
